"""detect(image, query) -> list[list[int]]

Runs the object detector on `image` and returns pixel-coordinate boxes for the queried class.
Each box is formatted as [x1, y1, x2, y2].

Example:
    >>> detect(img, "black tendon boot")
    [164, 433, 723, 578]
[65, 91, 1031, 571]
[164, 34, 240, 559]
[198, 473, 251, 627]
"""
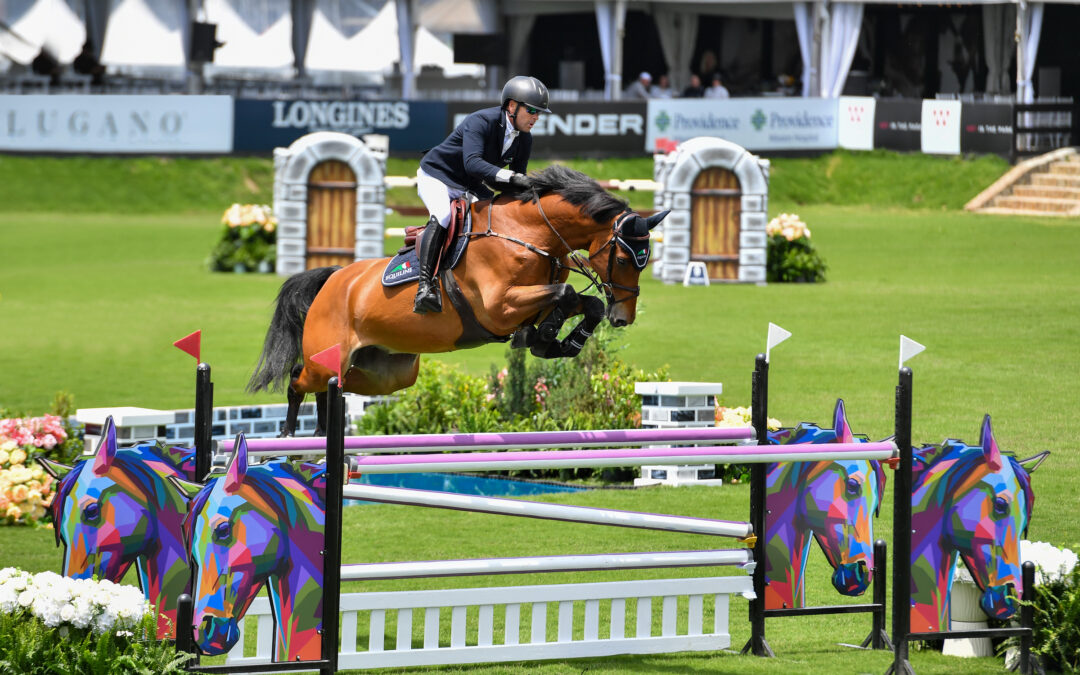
[413, 217, 448, 314]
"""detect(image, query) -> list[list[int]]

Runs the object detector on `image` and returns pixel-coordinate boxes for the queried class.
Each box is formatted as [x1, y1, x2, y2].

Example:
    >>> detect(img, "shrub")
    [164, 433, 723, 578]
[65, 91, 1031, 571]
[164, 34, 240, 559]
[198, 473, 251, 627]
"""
[765, 213, 827, 283]
[206, 203, 277, 272]
[1004, 541, 1080, 672]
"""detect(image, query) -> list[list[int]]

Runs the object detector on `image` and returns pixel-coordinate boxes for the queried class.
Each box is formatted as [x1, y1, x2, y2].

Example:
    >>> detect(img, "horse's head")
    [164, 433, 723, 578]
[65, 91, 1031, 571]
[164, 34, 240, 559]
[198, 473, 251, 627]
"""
[37, 418, 160, 581]
[180, 435, 287, 655]
[519, 165, 669, 327]
[938, 416, 1042, 621]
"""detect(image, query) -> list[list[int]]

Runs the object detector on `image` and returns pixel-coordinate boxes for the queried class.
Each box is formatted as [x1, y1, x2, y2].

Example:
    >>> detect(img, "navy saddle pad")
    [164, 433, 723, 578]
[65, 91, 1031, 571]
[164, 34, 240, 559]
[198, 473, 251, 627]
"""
[382, 219, 471, 287]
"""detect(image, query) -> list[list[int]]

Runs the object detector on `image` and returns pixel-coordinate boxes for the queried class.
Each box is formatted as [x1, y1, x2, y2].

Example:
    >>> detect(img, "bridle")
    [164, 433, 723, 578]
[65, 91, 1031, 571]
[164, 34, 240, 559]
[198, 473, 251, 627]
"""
[471, 191, 647, 309]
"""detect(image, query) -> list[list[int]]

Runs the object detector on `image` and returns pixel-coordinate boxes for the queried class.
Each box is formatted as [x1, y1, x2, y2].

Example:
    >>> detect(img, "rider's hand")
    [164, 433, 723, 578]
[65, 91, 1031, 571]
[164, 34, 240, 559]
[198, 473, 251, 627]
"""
[508, 173, 532, 190]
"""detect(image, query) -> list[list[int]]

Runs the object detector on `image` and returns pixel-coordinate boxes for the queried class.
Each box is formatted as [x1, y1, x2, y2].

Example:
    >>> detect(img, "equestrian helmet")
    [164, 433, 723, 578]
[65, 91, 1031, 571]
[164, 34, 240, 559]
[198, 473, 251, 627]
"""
[501, 76, 551, 113]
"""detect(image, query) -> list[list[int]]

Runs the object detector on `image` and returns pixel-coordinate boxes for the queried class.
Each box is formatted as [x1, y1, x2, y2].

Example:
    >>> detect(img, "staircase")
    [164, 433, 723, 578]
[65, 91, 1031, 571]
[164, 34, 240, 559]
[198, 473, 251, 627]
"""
[966, 148, 1080, 217]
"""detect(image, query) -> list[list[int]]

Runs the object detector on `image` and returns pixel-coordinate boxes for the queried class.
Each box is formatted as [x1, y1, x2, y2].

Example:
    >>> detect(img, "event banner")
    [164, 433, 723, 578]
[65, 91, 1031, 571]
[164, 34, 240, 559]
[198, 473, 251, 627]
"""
[0, 95, 233, 153]
[447, 101, 648, 158]
[921, 100, 962, 155]
[643, 98, 839, 152]
[232, 99, 447, 154]
[837, 96, 876, 151]
[872, 99, 922, 152]
[960, 102, 1013, 158]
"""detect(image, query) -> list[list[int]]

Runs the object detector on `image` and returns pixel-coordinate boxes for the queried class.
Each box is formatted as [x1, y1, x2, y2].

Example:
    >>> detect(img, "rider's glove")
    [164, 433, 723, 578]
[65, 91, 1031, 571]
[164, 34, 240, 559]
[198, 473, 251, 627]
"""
[508, 173, 532, 190]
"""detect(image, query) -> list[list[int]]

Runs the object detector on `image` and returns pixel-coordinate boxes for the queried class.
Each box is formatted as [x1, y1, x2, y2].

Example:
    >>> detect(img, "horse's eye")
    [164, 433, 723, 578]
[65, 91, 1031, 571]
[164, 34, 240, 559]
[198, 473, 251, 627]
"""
[846, 477, 860, 496]
[214, 521, 232, 542]
[994, 496, 1010, 516]
[83, 502, 101, 523]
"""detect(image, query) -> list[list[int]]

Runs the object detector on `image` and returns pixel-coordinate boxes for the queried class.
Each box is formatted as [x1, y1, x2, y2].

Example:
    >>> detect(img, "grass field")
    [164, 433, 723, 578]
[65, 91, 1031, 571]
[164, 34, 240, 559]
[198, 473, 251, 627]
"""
[0, 150, 1077, 674]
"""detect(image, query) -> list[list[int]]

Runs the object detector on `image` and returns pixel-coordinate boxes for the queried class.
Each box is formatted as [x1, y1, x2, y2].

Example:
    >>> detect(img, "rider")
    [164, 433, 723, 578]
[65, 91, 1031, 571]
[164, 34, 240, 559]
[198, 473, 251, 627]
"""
[412, 75, 551, 314]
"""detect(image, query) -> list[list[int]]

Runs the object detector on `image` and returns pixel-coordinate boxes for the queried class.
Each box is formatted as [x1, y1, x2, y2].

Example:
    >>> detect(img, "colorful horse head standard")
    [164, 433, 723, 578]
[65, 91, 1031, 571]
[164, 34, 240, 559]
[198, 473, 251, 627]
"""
[910, 415, 1045, 632]
[764, 399, 887, 609]
[37, 417, 196, 638]
[179, 435, 327, 661]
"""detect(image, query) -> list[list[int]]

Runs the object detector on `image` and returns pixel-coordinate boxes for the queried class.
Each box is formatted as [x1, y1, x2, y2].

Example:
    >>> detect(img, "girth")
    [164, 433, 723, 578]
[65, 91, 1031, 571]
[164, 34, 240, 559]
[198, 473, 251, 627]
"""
[439, 269, 512, 349]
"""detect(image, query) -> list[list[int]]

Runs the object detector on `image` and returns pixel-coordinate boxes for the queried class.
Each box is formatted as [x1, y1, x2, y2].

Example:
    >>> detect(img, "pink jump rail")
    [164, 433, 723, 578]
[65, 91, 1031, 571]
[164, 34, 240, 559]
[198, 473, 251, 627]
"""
[348, 441, 898, 474]
[219, 426, 758, 456]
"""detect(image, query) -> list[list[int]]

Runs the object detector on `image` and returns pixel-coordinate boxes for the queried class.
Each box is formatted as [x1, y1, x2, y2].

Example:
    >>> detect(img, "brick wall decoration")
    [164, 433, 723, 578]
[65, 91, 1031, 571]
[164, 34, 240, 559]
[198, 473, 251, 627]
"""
[651, 137, 770, 284]
[273, 132, 388, 275]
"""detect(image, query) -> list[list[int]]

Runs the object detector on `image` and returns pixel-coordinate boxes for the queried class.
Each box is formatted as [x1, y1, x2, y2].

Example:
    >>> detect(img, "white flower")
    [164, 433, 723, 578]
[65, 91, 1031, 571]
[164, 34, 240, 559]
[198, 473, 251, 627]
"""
[1021, 540, 1079, 585]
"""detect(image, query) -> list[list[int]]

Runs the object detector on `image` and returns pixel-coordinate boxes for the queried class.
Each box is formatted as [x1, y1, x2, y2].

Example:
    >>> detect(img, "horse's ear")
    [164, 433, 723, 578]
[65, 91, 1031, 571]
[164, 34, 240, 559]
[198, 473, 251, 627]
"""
[92, 416, 117, 476]
[35, 456, 74, 480]
[167, 475, 204, 501]
[980, 415, 1003, 472]
[833, 399, 854, 443]
[225, 433, 248, 493]
[645, 210, 670, 230]
[1016, 450, 1050, 474]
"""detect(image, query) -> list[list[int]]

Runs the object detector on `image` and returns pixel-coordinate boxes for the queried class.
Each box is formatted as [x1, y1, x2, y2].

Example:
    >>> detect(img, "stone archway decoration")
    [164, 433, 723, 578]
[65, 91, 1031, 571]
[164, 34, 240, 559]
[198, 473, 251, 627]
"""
[273, 131, 388, 275]
[652, 137, 771, 284]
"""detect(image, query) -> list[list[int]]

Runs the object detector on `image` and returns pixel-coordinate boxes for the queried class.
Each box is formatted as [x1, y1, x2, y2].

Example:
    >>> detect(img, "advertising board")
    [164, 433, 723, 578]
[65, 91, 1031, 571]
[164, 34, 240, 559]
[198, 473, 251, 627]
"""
[644, 98, 838, 152]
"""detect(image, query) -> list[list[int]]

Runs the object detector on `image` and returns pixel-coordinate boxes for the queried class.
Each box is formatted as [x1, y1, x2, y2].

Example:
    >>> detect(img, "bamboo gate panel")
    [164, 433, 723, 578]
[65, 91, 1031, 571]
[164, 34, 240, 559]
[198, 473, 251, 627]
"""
[690, 167, 741, 281]
[306, 160, 357, 269]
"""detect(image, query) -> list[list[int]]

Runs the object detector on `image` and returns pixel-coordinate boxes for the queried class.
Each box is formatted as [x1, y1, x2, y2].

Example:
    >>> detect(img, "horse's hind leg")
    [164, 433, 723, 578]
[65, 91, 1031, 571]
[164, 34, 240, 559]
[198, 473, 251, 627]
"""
[314, 391, 328, 437]
[281, 365, 305, 437]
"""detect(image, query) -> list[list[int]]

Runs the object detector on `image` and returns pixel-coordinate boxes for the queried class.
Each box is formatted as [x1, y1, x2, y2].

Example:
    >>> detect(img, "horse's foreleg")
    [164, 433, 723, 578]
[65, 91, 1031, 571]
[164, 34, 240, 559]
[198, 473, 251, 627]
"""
[534, 285, 579, 343]
[531, 295, 605, 359]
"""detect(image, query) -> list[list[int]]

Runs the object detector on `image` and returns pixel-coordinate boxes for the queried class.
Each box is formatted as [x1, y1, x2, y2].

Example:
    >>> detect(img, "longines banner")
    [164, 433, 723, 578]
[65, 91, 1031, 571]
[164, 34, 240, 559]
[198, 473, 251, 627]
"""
[0, 95, 233, 153]
[233, 99, 447, 153]
[643, 98, 838, 152]
[447, 101, 648, 157]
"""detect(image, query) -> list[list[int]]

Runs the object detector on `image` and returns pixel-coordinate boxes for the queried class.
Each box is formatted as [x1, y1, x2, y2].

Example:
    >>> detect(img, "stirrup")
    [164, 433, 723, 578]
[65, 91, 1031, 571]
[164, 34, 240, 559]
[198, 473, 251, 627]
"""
[413, 282, 442, 314]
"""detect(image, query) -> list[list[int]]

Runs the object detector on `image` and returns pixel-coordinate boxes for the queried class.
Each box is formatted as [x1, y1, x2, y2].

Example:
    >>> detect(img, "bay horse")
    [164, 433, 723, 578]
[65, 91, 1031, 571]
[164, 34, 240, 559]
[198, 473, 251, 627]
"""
[174, 435, 327, 660]
[909, 416, 1047, 632]
[248, 165, 668, 434]
[764, 399, 887, 610]
[37, 417, 196, 638]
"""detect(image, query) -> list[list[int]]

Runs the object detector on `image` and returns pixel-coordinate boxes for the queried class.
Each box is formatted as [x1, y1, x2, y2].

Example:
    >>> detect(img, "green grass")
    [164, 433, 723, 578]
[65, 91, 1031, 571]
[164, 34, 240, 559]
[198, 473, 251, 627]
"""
[0, 150, 1076, 674]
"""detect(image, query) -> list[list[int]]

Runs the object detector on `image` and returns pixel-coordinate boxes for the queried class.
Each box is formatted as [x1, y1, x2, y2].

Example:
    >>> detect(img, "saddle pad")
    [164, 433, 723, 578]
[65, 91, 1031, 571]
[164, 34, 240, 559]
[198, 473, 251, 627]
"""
[382, 218, 472, 287]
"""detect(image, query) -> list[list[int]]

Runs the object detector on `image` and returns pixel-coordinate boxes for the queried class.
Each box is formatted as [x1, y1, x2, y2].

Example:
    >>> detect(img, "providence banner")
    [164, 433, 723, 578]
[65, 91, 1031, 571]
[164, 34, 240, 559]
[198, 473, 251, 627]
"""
[644, 98, 838, 152]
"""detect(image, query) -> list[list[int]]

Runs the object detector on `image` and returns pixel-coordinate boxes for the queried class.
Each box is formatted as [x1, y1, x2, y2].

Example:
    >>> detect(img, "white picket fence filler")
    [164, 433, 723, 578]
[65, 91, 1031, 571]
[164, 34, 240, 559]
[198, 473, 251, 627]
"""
[225, 575, 753, 669]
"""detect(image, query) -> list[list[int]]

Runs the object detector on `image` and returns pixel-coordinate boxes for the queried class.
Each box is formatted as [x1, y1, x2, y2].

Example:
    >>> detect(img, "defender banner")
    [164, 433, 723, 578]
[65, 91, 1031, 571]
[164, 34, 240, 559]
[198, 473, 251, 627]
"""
[233, 99, 447, 154]
[447, 101, 647, 158]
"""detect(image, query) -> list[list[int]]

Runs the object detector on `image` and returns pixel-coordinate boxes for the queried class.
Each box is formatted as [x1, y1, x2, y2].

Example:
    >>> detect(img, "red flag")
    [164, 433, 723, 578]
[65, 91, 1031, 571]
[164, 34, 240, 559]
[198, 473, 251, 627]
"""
[173, 330, 201, 362]
[310, 344, 342, 387]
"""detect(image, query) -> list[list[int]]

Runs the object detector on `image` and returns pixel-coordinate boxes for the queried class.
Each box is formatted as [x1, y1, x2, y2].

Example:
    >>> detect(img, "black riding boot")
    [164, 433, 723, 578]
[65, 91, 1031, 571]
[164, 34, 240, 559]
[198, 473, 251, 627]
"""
[413, 218, 448, 314]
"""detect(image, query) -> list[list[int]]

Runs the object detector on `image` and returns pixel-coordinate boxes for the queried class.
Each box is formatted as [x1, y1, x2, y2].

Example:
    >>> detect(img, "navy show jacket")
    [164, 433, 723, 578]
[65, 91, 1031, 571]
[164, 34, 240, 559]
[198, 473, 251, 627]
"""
[420, 106, 532, 200]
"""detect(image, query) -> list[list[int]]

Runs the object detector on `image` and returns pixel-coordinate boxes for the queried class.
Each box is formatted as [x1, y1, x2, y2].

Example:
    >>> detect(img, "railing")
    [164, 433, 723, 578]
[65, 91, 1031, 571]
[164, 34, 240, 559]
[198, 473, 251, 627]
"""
[1013, 99, 1077, 161]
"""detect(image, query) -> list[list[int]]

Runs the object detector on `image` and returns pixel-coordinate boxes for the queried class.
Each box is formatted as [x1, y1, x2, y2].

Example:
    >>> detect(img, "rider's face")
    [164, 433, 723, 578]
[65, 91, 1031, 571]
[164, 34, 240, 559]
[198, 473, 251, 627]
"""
[510, 101, 540, 132]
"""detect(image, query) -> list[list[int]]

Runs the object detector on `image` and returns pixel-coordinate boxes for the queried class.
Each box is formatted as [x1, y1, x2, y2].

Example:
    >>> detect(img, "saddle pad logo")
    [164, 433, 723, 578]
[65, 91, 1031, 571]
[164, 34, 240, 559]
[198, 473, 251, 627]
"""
[385, 260, 412, 281]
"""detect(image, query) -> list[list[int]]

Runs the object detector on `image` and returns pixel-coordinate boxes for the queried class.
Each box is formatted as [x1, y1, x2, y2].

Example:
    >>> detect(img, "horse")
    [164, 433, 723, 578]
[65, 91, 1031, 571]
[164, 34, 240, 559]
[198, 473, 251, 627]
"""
[909, 415, 1047, 633]
[175, 434, 327, 661]
[37, 417, 196, 638]
[763, 399, 887, 610]
[247, 165, 668, 434]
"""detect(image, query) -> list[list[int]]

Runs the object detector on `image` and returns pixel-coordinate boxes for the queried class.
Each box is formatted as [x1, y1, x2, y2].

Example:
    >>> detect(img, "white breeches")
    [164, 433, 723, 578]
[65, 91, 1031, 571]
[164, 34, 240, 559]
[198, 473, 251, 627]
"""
[416, 167, 466, 229]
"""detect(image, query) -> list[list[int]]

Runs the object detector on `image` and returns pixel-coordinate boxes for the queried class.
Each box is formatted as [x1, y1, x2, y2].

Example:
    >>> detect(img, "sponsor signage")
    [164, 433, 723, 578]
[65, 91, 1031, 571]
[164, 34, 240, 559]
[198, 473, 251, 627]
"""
[644, 98, 838, 152]
[960, 102, 1014, 158]
[447, 101, 647, 157]
[0, 95, 233, 153]
[873, 99, 922, 152]
[921, 100, 962, 155]
[838, 96, 876, 151]
[233, 99, 447, 153]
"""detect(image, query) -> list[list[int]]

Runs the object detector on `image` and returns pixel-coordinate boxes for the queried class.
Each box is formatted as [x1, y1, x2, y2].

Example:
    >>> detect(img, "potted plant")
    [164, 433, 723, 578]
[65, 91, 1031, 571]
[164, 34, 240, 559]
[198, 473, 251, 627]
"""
[207, 204, 278, 273]
[765, 213, 827, 283]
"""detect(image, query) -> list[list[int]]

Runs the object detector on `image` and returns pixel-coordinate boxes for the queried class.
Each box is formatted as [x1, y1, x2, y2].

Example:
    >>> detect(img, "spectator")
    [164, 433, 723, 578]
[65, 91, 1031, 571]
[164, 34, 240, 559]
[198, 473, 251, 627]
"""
[681, 73, 705, 98]
[704, 72, 730, 99]
[31, 47, 61, 85]
[624, 71, 652, 99]
[649, 74, 673, 99]
[73, 42, 106, 86]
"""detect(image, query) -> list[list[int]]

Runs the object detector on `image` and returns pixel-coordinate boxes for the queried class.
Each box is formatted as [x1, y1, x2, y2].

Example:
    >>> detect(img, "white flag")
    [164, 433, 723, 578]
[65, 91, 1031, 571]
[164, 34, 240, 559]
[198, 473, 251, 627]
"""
[766, 323, 792, 363]
[899, 335, 926, 369]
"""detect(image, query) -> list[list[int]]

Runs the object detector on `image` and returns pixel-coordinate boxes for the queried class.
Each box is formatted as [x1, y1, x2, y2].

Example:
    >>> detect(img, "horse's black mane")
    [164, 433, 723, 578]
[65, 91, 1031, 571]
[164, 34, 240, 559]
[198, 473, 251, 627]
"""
[516, 164, 628, 223]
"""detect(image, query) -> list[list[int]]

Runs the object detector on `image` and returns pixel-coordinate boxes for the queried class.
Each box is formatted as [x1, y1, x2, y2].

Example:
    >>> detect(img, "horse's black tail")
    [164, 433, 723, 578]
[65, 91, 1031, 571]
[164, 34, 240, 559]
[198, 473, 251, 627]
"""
[247, 266, 341, 394]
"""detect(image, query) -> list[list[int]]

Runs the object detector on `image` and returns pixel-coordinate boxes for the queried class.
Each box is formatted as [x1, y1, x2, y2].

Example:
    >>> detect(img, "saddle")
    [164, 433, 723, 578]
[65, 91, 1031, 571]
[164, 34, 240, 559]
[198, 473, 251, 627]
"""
[382, 197, 471, 287]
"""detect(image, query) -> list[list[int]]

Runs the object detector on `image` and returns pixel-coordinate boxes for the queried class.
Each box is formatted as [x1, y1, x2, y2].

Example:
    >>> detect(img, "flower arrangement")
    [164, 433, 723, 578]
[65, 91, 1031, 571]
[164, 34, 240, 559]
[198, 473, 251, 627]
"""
[0, 568, 190, 673]
[765, 213, 827, 283]
[207, 203, 277, 273]
[0, 415, 63, 526]
[715, 405, 782, 431]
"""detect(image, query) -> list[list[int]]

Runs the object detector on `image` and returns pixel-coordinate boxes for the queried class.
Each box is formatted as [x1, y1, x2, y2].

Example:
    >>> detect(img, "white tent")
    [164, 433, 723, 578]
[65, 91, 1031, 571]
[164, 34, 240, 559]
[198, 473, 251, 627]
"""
[0, 0, 85, 70]
[99, 0, 187, 75]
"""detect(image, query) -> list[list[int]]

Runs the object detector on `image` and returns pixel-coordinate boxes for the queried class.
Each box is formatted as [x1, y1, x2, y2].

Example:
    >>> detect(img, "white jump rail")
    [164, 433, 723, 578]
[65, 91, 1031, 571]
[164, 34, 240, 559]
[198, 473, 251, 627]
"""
[342, 483, 754, 539]
[225, 576, 753, 670]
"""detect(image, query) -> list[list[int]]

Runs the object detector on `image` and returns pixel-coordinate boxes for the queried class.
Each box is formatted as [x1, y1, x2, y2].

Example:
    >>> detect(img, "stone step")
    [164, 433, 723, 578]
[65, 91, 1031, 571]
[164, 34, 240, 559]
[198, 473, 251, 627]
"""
[1049, 162, 1080, 176]
[977, 206, 1077, 218]
[1031, 172, 1080, 187]
[993, 195, 1079, 212]
[1012, 184, 1080, 200]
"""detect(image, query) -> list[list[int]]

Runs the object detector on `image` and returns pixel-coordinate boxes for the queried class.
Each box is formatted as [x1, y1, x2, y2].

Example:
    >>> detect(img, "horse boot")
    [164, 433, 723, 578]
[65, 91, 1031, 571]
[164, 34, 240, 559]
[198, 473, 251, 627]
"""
[413, 217, 448, 314]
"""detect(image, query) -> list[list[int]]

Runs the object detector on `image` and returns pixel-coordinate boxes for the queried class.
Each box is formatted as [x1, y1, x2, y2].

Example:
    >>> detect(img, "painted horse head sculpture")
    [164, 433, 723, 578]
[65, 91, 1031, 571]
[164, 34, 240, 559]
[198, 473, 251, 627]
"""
[177, 435, 326, 661]
[764, 399, 887, 609]
[246, 165, 668, 435]
[909, 415, 1046, 632]
[37, 417, 196, 637]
